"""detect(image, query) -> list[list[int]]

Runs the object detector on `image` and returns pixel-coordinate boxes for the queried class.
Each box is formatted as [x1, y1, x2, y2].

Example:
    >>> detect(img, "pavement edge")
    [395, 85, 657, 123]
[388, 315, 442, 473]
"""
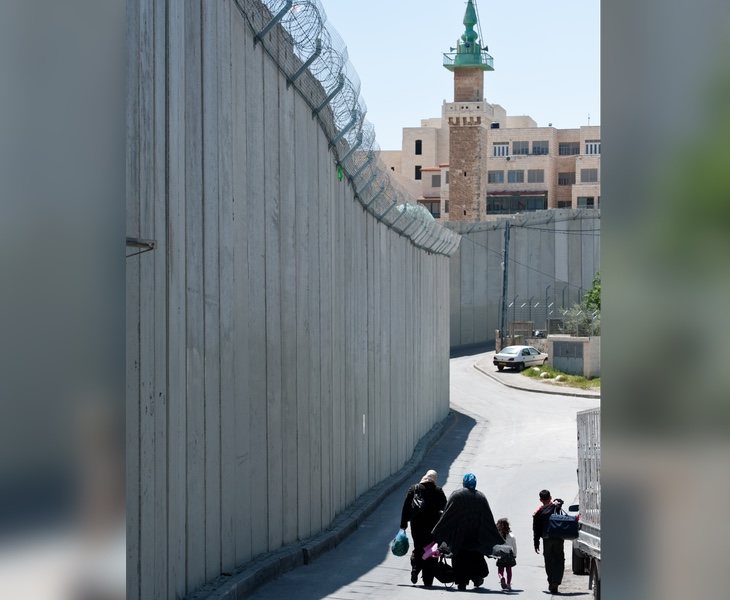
[473, 360, 600, 399]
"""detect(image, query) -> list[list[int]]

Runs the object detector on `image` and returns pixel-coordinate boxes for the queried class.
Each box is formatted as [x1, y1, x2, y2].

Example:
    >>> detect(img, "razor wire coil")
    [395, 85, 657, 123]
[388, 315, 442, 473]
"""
[235, 0, 461, 256]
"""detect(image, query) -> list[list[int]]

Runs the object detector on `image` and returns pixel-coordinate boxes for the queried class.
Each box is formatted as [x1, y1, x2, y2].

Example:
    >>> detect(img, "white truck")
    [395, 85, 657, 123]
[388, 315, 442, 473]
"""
[571, 407, 601, 598]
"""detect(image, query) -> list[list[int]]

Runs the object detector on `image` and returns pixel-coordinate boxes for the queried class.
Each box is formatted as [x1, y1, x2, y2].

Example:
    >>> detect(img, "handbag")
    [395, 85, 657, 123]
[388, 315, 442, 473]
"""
[545, 510, 579, 540]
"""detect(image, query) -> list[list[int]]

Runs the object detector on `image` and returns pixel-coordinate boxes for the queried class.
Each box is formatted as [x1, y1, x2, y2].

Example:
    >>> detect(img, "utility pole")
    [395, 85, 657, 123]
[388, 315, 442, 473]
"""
[499, 221, 511, 347]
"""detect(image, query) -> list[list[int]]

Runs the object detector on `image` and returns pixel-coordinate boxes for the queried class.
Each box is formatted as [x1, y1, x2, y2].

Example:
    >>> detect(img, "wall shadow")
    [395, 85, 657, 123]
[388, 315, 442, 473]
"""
[450, 340, 495, 358]
[246, 409, 479, 599]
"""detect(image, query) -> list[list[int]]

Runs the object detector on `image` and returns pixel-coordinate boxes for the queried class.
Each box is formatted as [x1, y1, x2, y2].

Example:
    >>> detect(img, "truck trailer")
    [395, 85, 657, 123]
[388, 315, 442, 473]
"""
[574, 407, 601, 598]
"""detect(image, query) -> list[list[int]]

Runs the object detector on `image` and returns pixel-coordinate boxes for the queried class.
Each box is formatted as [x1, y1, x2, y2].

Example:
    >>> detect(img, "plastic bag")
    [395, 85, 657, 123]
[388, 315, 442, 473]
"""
[390, 529, 409, 557]
[422, 542, 440, 560]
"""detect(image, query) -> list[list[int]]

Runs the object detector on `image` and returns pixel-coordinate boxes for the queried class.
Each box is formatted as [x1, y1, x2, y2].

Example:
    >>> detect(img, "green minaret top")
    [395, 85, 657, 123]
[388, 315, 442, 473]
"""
[443, 0, 494, 71]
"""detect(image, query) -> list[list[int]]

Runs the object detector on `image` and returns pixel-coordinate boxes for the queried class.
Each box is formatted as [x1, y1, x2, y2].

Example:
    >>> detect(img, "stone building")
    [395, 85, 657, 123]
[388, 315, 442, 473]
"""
[381, 0, 601, 220]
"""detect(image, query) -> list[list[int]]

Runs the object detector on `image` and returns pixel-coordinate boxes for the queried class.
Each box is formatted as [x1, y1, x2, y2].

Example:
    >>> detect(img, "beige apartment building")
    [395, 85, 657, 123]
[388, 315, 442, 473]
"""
[381, 1, 600, 220]
[382, 107, 601, 220]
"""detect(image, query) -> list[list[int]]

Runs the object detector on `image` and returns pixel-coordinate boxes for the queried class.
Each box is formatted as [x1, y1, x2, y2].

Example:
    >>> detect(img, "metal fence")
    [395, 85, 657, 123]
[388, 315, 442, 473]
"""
[506, 298, 600, 337]
[234, 0, 460, 256]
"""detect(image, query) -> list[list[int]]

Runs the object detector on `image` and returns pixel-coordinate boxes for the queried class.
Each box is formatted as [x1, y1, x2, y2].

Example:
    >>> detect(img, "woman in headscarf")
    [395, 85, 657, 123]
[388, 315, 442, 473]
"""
[399, 469, 447, 587]
[432, 473, 505, 590]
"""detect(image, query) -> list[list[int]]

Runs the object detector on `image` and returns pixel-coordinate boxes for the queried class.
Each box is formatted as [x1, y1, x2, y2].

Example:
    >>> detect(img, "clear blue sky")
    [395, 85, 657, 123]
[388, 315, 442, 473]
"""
[319, 0, 600, 150]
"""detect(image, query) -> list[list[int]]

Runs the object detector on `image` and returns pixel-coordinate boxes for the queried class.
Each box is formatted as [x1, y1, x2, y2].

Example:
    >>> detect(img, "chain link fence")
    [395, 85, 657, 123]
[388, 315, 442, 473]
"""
[234, 0, 460, 256]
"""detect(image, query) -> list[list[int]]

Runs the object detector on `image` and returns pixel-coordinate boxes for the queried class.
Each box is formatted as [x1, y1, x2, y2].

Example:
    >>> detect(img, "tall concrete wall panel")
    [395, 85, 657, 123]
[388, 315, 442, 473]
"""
[447, 209, 600, 350]
[126, 2, 452, 598]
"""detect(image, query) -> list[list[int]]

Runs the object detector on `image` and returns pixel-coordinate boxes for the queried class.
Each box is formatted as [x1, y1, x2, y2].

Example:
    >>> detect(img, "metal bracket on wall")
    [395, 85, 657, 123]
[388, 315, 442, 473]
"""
[253, 0, 292, 46]
[126, 236, 157, 258]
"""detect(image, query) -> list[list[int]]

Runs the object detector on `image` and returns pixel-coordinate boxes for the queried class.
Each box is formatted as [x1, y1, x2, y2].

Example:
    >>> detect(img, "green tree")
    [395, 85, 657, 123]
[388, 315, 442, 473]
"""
[562, 304, 600, 336]
[584, 271, 601, 312]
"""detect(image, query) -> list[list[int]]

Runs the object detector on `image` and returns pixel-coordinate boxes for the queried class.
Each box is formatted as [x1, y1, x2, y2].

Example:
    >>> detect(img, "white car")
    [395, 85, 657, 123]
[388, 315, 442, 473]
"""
[493, 345, 548, 371]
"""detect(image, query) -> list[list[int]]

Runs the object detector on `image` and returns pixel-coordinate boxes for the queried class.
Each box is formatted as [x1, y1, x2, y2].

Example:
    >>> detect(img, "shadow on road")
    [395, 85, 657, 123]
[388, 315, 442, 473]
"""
[250, 409, 479, 599]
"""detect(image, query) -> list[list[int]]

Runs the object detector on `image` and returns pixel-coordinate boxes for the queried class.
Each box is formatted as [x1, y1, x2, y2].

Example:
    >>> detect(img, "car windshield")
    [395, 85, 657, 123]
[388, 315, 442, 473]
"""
[499, 347, 521, 355]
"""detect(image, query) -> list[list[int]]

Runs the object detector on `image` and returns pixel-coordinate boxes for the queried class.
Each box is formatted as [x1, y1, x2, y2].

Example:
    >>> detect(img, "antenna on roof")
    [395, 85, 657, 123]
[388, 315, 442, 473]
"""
[474, 0, 485, 56]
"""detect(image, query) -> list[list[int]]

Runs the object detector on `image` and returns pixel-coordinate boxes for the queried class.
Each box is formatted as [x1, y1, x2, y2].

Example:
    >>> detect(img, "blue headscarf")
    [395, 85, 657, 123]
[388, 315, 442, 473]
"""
[463, 472, 477, 490]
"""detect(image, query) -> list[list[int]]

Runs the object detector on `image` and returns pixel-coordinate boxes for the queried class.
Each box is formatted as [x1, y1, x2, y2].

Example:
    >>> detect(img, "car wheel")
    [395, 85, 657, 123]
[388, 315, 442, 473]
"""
[514, 362, 523, 371]
[497, 365, 504, 372]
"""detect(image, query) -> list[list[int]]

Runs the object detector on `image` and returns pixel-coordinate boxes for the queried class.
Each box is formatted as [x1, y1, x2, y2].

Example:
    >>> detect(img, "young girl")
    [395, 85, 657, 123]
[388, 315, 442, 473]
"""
[496, 518, 517, 591]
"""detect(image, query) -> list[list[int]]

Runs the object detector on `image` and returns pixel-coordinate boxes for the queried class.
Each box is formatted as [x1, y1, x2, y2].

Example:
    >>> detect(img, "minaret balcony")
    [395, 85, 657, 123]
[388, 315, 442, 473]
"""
[443, 50, 494, 71]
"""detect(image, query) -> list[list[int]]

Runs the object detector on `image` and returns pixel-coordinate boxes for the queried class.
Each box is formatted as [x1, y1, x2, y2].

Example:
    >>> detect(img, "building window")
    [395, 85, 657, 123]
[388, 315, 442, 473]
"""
[431, 174, 441, 187]
[415, 139, 422, 155]
[527, 169, 544, 183]
[558, 172, 576, 185]
[487, 194, 547, 214]
[557, 200, 572, 208]
[445, 171, 449, 184]
[419, 200, 440, 218]
[512, 141, 529, 155]
[415, 165, 422, 180]
[444, 200, 449, 213]
[490, 122, 500, 129]
[581, 168, 598, 183]
[577, 197, 595, 208]
[532, 141, 549, 155]
[585, 140, 601, 155]
[390, 166, 395, 171]
[493, 142, 509, 157]
[507, 169, 524, 183]
[559, 142, 580, 155]
[487, 170, 504, 183]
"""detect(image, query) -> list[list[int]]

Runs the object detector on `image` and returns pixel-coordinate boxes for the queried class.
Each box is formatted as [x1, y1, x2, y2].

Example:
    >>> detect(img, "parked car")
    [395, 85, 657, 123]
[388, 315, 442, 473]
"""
[493, 345, 548, 371]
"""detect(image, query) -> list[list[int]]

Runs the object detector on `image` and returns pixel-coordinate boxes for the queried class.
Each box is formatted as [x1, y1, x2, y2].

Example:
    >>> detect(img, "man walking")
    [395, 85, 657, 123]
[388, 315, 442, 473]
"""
[533, 489, 565, 594]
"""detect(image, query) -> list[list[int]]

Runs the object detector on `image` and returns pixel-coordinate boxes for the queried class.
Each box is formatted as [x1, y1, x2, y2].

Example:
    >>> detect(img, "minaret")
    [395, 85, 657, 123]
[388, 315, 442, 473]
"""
[443, 0, 494, 221]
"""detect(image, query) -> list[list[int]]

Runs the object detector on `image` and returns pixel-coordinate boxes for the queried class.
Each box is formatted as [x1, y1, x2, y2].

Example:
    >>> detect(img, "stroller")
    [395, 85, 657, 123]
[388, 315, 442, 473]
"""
[432, 543, 456, 587]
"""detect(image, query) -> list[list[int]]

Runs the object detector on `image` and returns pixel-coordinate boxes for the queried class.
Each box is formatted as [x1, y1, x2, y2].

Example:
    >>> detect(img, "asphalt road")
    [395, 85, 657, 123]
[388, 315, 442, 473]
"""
[248, 353, 600, 599]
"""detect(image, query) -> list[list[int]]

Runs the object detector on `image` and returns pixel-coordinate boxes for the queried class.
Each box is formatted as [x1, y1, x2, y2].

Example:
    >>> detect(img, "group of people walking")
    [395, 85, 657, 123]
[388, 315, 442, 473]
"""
[399, 469, 566, 594]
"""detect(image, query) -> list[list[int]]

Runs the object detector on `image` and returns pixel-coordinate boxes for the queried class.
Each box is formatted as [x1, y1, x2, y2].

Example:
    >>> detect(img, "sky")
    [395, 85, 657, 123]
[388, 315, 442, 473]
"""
[319, 0, 600, 150]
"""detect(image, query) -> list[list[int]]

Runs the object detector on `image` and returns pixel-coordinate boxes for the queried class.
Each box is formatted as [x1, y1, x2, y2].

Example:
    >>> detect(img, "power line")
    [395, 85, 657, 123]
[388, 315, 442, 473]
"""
[465, 234, 593, 294]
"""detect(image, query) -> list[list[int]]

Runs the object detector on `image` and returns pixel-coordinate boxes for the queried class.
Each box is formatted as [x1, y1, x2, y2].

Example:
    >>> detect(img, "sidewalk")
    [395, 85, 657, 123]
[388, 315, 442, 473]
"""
[474, 352, 601, 399]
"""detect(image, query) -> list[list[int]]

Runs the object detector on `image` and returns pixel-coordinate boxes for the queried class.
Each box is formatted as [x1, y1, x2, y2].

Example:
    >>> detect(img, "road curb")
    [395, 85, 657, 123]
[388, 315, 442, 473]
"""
[473, 361, 601, 399]
[188, 409, 457, 600]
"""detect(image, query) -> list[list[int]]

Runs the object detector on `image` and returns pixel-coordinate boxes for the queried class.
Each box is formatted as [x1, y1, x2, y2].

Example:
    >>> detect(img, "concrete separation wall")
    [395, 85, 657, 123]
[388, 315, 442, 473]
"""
[186, 412, 455, 599]
[126, 2, 453, 598]
[447, 209, 600, 350]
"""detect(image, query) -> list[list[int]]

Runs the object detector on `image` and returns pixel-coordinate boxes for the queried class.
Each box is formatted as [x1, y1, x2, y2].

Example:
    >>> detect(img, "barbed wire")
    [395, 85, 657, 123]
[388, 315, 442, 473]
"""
[235, 0, 460, 256]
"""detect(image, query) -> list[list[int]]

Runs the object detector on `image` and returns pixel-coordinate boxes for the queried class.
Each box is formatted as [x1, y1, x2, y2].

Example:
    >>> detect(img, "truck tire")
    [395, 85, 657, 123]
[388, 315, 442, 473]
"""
[572, 546, 585, 575]
[590, 560, 601, 600]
